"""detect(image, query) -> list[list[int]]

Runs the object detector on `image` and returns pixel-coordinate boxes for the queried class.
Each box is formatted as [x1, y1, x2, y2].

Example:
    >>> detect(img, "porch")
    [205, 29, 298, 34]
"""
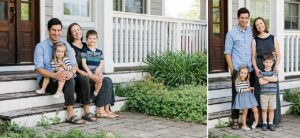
[105, 11, 207, 72]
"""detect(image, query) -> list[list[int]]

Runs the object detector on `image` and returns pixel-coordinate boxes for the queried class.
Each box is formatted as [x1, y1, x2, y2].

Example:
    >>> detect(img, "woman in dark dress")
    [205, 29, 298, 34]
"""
[251, 17, 281, 125]
[67, 23, 118, 118]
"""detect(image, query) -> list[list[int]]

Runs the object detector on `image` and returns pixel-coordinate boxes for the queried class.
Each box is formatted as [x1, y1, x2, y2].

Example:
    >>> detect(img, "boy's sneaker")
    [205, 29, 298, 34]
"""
[262, 123, 268, 131]
[268, 124, 275, 131]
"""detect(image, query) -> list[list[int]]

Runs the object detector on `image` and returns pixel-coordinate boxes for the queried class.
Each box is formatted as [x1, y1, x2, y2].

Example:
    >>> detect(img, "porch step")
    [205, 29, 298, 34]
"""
[0, 70, 146, 94]
[208, 93, 284, 113]
[0, 96, 127, 127]
[207, 101, 293, 128]
[0, 91, 64, 113]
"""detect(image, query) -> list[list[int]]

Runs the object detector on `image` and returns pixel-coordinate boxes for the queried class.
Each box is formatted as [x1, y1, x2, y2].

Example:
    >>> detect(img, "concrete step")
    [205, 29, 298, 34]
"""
[0, 96, 127, 127]
[208, 93, 284, 114]
[0, 91, 64, 113]
[207, 101, 293, 129]
[0, 70, 145, 94]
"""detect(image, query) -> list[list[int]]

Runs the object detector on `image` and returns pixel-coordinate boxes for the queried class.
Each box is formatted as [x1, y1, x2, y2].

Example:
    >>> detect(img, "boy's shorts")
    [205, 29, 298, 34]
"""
[260, 94, 276, 110]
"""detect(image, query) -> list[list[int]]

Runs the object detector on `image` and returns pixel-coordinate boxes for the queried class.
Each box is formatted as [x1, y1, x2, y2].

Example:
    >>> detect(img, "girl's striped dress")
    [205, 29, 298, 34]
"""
[232, 81, 258, 109]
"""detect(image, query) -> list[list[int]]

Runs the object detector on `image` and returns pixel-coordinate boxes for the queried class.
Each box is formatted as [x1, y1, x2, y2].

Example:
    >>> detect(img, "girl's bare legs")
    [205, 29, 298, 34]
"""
[252, 107, 259, 129]
[36, 78, 50, 94]
[53, 80, 65, 98]
[242, 109, 250, 130]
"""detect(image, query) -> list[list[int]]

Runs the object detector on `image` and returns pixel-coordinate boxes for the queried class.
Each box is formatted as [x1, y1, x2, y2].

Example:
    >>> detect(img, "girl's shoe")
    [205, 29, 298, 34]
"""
[242, 126, 250, 131]
[53, 92, 63, 98]
[36, 89, 45, 94]
[251, 123, 257, 129]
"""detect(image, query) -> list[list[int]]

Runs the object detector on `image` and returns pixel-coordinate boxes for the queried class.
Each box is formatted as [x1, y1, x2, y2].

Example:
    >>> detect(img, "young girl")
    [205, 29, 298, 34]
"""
[232, 66, 259, 131]
[36, 42, 72, 98]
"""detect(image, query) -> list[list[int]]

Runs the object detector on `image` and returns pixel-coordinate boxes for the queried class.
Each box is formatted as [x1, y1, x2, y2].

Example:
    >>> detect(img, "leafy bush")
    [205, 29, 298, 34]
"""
[284, 89, 300, 114]
[145, 50, 207, 87]
[0, 120, 117, 138]
[120, 80, 207, 123]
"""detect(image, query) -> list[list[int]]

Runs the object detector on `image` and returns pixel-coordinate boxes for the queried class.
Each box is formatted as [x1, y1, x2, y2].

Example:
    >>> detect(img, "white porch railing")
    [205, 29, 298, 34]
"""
[112, 11, 207, 68]
[284, 31, 300, 76]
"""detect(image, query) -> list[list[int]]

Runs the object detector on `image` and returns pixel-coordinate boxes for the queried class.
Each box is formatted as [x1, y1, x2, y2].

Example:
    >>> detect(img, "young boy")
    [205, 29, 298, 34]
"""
[259, 53, 278, 131]
[81, 30, 104, 97]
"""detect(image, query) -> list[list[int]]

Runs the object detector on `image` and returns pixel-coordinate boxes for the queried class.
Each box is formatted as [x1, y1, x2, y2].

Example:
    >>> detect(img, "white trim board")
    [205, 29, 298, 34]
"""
[0, 65, 34, 72]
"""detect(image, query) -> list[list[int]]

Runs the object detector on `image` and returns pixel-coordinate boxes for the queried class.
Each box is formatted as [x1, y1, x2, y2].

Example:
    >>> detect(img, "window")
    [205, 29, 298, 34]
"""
[285, 0, 300, 29]
[113, 0, 146, 14]
[64, 0, 89, 17]
[250, 0, 270, 26]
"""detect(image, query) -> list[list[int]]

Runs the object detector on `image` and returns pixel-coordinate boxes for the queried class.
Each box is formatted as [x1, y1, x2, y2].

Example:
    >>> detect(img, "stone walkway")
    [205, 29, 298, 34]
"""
[37, 112, 206, 138]
[209, 114, 300, 138]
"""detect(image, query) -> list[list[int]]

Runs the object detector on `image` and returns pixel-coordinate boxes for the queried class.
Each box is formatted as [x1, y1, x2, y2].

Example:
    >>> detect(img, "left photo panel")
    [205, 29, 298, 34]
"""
[0, 0, 208, 137]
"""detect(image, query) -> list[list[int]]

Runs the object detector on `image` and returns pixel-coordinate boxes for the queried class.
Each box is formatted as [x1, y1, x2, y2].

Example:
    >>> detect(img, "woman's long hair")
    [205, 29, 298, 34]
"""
[252, 17, 269, 37]
[67, 22, 83, 43]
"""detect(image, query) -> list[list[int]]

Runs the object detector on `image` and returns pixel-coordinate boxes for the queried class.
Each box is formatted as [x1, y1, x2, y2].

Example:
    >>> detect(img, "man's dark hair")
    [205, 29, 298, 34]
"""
[237, 7, 250, 18]
[47, 18, 62, 30]
[86, 30, 98, 38]
[263, 53, 274, 61]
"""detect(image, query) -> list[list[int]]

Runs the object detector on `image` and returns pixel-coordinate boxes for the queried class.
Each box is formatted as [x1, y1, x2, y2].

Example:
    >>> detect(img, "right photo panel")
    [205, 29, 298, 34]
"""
[208, 0, 300, 137]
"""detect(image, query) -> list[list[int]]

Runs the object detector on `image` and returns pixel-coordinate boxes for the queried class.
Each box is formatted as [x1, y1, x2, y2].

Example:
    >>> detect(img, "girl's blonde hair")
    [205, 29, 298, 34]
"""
[53, 42, 68, 62]
[235, 66, 250, 82]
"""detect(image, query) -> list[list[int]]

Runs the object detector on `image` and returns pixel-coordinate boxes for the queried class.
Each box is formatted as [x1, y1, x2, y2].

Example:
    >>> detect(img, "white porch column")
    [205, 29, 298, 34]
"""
[270, 0, 285, 81]
[96, 0, 114, 73]
[200, 0, 207, 20]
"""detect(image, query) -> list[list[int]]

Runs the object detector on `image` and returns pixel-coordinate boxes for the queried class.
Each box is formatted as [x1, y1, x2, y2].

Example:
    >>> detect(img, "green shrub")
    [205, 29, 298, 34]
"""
[145, 50, 207, 87]
[284, 89, 300, 114]
[121, 80, 207, 123]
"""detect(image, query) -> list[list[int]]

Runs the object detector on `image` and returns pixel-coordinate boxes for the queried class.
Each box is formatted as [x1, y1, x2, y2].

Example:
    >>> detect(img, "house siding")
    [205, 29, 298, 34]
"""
[44, 0, 93, 42]
[151, 0, 163, 16]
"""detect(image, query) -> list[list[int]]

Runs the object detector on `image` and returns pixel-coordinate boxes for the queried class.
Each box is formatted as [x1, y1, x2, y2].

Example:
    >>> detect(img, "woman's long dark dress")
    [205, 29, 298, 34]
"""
[254, 35, 281, 125]
[71, 42, 115, 107]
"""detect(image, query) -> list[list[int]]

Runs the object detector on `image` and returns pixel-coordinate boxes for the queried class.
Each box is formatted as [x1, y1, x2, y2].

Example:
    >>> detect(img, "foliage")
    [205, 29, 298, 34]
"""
[214, 118, 231, 128]
[37, 112, 61, 126]
[120, 79, 207, 123]
[0, 121, 118, 138]
[209, 131, 242, 138]
[145, 50, 207, 87]
[284, 89, 300, 115]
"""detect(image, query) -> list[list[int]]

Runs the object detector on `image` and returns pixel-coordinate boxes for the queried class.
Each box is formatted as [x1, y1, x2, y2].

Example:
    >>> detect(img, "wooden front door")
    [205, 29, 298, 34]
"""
[0, 0, 39, 65]
[208, 0, 227, 73]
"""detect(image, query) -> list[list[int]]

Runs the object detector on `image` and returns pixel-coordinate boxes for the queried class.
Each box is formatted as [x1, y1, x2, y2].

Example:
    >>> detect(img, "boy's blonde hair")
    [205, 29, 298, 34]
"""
[53, 42, 67, 62]
[235, 66, 250, 82]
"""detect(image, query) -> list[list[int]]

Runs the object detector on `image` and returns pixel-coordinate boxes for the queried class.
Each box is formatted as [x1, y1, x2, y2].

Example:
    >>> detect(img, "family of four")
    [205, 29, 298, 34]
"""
[225, 7, 281, 131]
[34, 18, 118, 124]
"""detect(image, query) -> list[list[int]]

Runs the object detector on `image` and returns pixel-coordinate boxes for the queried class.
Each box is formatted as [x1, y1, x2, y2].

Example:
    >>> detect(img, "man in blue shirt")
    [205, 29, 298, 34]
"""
[224, 7, 256, 129]
[34, 18, 94, 124]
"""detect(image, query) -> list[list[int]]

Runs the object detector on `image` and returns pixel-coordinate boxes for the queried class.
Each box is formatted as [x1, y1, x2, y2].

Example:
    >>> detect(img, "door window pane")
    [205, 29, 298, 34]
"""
[213, 8, 220, 23]
[21, 3, 30, 20]
[213, 0, 220, 7]
[213, 23, 221, 36]
[0, 1, 8, 20]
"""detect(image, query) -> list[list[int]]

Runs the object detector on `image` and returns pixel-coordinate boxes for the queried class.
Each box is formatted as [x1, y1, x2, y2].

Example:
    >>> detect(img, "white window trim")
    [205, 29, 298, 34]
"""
[53, 0, 95, 28]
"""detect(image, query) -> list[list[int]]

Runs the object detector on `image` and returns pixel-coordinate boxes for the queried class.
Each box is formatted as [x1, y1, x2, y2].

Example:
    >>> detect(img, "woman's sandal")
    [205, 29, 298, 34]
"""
[96, 112, 116, 118]
[107, 111, 119, 117]
[82, 112, 97, 122]
[66, 115, 85, 124]
[231, 119, 240, 130]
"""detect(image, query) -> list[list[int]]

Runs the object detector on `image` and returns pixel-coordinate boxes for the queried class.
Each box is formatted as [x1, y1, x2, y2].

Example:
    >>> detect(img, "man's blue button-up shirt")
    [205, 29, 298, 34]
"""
[224, 25, 253, 71]
[34, 37, 77, 82]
